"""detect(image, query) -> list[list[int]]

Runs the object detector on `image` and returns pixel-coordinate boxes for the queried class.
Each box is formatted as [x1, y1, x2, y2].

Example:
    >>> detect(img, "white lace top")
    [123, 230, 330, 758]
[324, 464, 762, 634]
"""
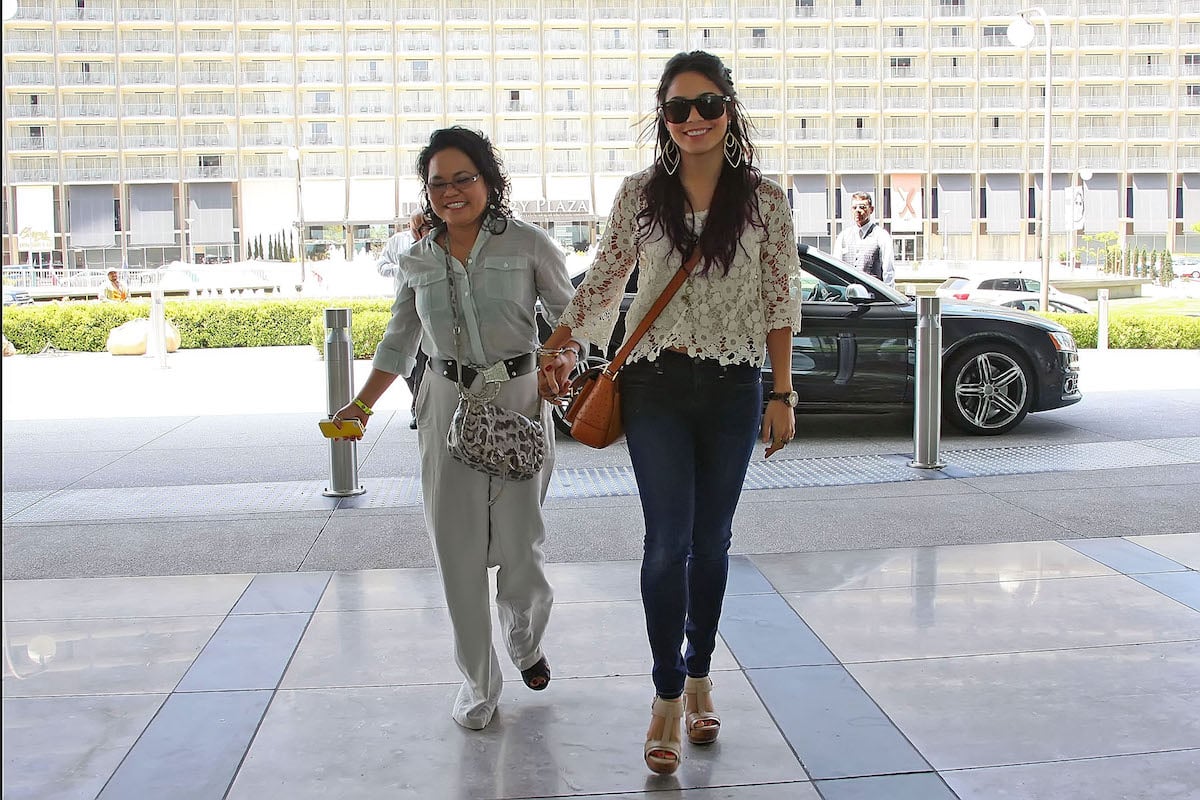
[559, 168, 802, 367]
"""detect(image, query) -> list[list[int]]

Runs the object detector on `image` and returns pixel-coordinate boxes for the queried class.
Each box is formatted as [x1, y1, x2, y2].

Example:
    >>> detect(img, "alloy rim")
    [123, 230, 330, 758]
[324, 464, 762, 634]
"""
[954, 352, 1028, 430]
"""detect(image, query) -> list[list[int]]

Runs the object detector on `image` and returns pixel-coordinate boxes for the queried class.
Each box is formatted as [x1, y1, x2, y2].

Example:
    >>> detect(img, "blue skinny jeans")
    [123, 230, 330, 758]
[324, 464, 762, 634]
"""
[620, 351, 762, 699]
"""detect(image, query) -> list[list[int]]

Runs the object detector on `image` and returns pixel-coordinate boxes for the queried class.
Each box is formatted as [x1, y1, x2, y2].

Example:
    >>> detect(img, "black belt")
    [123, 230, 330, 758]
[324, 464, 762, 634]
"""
[430, 353, 536, 387]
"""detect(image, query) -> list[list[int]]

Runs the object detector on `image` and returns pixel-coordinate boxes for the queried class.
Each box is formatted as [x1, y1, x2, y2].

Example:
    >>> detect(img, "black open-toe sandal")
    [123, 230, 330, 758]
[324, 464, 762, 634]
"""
[520, 657, 551, 691]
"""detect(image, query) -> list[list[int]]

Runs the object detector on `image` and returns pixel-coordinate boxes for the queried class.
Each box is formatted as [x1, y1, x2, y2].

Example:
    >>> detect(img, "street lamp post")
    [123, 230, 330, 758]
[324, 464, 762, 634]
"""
[1008, 8, 1053, 312]
[1069, 167, 1092, 272]
[183, 217, 194, 265]
[286, 147, 306, 286]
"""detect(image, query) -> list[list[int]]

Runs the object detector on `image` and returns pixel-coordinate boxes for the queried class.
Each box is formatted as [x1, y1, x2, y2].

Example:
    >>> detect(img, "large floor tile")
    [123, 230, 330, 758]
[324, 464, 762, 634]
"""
[282, 600, 737, 689]
[316, 567, 447, 611]
[2, 573, 252, 619]
[815, 772, 958, 800]
[944, 748, 1200, 800]
[1063, 537, 1191, 576]
[97, 690, 272, 800]
[2, 616, 222, 697]
[301, 509, 435, 570]
[1129, 533, 1200, 571]
[847, 641, 1200, 770]
[510, 785, 818, 800]
[2, 694, 166, 800]
[785, 574, 1200, 662]
[1, 450, 129, 491]
[3, 516, 325, 580]
[228, 674, 807, 799]
[747, 665, 930, 780]
[753, 540, 1114, 594]
[998, 485, 1200, 537]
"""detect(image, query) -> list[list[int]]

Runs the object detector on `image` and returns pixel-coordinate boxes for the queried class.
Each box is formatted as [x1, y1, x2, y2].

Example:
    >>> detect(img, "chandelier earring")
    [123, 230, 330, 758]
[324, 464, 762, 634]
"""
[660, 139, 680, 176]
[724, 132, 743, 169]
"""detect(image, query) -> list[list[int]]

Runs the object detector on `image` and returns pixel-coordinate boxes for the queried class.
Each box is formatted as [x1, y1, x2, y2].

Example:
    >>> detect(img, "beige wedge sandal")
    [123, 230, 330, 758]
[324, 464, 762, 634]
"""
[683, 675, 721, 744]
[644, 695, 684, 774]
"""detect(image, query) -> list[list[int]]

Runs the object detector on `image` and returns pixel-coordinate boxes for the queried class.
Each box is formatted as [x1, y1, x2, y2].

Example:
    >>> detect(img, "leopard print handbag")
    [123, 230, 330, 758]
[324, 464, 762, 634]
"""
[446, 388, 546, 482]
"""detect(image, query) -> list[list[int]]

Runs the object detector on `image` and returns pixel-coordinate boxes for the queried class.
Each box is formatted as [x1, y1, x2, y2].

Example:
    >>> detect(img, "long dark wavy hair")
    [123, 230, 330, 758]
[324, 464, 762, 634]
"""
[417, 127, 511, 235]
[638, 51, 763, 277]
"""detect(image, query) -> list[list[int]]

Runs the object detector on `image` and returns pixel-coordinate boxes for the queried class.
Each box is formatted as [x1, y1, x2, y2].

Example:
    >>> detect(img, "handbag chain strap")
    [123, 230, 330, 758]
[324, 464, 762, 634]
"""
[603, 247, 702, 377]
[441, 242, 494, 401]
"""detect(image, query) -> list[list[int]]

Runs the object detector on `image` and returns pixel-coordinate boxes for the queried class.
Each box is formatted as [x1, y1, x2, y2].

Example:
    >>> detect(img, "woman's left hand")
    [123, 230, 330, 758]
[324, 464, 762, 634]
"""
[538, 349, 577, 404]
[761, 399, 796, 459]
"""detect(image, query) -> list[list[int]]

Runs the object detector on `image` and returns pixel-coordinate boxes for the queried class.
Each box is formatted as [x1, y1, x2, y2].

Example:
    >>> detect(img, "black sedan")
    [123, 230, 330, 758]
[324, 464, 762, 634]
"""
[542, 245, 1081, 437]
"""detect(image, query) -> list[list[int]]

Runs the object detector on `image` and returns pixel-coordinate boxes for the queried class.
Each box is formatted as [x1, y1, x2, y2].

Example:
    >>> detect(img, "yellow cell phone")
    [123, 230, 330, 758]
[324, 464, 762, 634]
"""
[318, 418, 364, 439]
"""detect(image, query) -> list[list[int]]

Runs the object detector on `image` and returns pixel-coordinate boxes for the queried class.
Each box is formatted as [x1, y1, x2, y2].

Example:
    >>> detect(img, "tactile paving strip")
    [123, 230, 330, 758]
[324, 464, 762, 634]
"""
[941, 440, 1192, 477]
[1140, 437, 1200, 460]
[4, 437, 1196, 524]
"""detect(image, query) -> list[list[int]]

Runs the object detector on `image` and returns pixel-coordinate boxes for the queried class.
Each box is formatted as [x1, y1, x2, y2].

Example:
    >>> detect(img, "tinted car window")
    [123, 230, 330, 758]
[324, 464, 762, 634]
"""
[1023, 279, 1042, 293]
[978, 279, 999, 290]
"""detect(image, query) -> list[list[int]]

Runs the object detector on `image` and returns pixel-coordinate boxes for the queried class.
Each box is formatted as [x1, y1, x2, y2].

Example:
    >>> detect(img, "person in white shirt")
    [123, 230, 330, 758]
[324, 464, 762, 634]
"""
[833, 191, 895, 287]
[541, 51, 801, 775]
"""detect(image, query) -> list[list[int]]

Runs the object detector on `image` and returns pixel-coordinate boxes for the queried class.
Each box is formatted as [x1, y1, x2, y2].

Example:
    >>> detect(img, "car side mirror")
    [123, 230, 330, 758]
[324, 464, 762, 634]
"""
[845, 283, 872, 304]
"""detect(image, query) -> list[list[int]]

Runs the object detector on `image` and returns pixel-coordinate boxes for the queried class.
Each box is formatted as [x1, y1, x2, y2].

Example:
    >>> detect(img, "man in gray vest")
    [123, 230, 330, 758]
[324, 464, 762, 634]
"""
[833, 191, 895, 288]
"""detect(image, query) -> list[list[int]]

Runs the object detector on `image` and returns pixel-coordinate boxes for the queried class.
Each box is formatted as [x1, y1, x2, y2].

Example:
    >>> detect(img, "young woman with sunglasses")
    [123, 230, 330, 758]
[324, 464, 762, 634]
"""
[333, 127, 578, 731]
[541, 51, 802, 773]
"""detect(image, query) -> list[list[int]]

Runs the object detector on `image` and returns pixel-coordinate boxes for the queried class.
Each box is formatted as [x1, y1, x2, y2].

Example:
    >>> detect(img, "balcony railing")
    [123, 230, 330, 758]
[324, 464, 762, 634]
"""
[126, 166, 180, 181]
[59, 71, 116, 86]
[122, 135, 176, 148]
[186, 165, 238, 180]
[181, 37, 234, 53]
[1128, 125, 1168, 138]
[788, 127, 830, 141]
[122, 71, 173, 86]
[123, 103, 176, 116]
[1079, 126, 1121, 138]
[5, 69, 56, 85]
[123, 38, 174, 53]
[64, 167, 120, 182]
[58, 6, 114, 21]
[242, 102, 293, 115]
[59, 37, 117, 53]
[8, 136, 57, 150]
[184, 134, 236, 148]
[7, 167, 59, 182]
[932, 126, 973, 140]
[180, 6, 234, 21]
[242, 132, 291, 146]
[185, 102, 236, 115]
[240, 6, 290, 22]
[60, 103, 118, 117]
[789, 156, 828, 171]
[121, 6, 171, 21]
[240, 71, 293, 85]
[60, 135, 118, 149]
[6, 37, 52, 53]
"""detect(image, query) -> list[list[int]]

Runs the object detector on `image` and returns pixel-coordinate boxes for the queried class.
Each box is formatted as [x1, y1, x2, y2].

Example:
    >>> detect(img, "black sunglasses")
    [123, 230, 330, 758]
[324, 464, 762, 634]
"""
[659, 94, 731, 125]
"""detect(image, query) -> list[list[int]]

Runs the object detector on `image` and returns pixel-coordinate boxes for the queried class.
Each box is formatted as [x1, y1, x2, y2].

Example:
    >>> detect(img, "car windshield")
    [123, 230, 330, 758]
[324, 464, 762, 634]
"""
[939, 277, 969, 290]
[800, 245, 909, 304]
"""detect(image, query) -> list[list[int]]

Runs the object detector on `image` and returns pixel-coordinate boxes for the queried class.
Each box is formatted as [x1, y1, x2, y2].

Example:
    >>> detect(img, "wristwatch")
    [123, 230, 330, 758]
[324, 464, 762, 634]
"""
[767, 390, 799, 408]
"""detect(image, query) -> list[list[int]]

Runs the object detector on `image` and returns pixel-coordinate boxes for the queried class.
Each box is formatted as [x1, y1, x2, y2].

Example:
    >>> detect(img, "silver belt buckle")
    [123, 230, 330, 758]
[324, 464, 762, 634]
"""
[479, 361, 510, 384]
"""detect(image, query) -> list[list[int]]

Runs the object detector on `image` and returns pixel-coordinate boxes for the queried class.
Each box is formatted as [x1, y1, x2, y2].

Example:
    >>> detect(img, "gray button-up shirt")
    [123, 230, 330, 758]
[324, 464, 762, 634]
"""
[372, 218, 575, 378]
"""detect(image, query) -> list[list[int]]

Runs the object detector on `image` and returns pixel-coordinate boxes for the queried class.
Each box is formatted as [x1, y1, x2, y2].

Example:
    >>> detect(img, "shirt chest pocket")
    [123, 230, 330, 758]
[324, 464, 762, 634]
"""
[482, 257, 532, 305]
[409, 269, 449, 316]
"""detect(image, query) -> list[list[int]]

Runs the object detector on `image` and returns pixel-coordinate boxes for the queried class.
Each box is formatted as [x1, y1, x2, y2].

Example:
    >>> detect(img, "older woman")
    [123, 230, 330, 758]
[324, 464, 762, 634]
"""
[333, 127, 579, 730]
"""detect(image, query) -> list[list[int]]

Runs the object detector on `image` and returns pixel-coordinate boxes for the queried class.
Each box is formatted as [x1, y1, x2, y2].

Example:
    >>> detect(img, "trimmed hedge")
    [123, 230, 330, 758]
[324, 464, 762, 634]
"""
[1041, 311, 1200, 349]
[2, 298, 392, 354]
[308, 311, 391, 359]
[4, 298, 1197, 355]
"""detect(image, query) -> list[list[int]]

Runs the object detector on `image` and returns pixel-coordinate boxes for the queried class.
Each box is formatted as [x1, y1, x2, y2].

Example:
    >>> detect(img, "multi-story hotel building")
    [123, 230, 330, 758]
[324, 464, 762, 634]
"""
[3, 0, 1199, 271]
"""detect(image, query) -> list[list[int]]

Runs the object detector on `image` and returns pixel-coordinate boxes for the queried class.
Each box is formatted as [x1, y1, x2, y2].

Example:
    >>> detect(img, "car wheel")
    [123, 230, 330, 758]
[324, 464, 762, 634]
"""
[942, 342, 1032, 435]
[550, 355, 610, 438]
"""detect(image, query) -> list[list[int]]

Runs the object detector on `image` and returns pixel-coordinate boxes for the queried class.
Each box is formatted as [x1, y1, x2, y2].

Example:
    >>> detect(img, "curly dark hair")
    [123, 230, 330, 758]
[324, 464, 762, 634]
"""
[416, 127, 511, 234]
[638, 50, 764, 277]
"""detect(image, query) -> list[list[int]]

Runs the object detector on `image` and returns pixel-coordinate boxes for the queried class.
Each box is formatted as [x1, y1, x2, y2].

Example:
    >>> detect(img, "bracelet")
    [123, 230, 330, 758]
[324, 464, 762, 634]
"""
[352, 397, 374, 416]
[537, 346, 579, 358]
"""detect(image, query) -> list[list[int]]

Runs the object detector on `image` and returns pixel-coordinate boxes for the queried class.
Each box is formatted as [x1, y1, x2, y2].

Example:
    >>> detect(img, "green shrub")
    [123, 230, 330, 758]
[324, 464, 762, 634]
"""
[1041, 311, 1200, 349]
[309, 310, 390, 359]
[1, 297, 393, 353]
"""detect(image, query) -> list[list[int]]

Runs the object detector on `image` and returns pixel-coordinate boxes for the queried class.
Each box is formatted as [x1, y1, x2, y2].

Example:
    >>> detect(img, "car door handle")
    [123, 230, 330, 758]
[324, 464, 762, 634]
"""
[835, 332, 856, 385]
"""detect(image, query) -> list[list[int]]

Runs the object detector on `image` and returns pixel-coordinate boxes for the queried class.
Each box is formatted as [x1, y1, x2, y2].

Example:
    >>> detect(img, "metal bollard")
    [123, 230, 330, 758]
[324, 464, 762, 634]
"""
[323, 308, 365, 497]
[1097, 288, 1109, 351]
[146, 274, 169, 369]
[910, 296, 945, 469]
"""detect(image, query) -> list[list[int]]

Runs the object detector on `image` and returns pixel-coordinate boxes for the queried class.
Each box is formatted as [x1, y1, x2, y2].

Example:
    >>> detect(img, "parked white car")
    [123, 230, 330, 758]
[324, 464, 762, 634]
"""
[994, 293, 1089, 314]
[936, 276, 1091, 310]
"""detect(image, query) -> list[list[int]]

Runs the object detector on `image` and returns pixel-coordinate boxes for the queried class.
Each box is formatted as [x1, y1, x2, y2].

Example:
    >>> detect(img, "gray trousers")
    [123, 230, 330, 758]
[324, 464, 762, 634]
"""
[415, 368, 555, 730]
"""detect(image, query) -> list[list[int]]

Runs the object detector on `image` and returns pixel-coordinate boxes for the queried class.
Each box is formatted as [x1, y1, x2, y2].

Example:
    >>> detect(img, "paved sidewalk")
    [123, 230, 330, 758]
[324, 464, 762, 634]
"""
[2, 346, 1199, 799]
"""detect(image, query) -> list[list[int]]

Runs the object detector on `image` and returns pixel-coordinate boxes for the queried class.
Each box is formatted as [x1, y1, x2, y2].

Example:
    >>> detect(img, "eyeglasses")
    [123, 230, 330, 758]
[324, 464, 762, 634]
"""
[426, 173, 481, 195]
[659, 94, 731, 125]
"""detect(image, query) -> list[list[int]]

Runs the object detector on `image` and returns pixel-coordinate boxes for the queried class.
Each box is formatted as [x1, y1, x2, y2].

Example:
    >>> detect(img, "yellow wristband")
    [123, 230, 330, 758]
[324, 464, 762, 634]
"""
[352, 397, 373, 416]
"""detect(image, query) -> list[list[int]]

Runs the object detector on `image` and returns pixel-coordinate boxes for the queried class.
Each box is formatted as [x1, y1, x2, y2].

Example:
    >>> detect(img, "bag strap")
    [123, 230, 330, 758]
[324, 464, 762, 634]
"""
[604, 248, 701, 375]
